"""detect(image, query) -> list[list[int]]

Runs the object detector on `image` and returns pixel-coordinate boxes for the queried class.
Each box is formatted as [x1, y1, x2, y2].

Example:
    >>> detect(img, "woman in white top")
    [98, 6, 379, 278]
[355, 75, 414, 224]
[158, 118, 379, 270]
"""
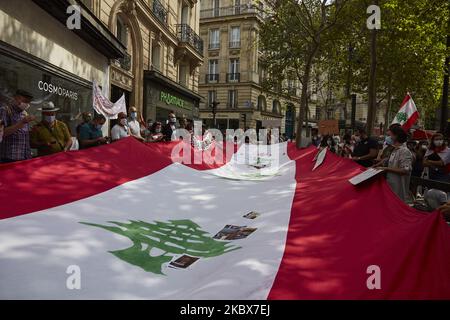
[111, 112, 131, 141]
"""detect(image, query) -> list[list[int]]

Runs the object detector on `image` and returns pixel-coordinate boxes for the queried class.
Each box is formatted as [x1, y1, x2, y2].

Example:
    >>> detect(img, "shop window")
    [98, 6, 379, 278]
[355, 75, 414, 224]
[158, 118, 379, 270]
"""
[0, 53, 93, 136]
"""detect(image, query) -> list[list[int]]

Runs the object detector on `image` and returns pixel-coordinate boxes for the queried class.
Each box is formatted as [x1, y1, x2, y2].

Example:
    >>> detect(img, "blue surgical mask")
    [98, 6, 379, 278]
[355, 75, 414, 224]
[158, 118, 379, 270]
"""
[131, 112, 137, 119]
[96, 124, 103, 130]
[385, 136, 394, 145]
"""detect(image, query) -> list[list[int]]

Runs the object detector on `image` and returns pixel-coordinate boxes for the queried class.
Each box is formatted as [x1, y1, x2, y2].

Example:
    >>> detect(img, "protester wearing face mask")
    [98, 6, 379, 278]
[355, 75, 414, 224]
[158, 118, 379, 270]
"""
[339, 133, 353, 158]
[351, 127, 379, 167]
[0, 89, 36, 163]
[111, 112, 131, 142]
[162, 111, 178, 141]
[423, 133, 450, 182]
[375, 132, 396, 163]
[311, 128, 321, 147]
[147, 121, 164, 142]
[30, 102, 72, 157]
[79, 113, 108, 149]
[374, 126, 413, 202]
[76, 111, 92, 139]
[128, 107, 145, 142]
[319, 134, 337, 153]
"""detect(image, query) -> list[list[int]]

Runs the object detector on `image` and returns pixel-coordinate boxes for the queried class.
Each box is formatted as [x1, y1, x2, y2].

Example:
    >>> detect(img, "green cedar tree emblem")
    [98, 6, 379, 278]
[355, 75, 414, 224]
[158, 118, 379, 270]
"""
[80, 219, 240, 275]
[396, 112, 407, 123]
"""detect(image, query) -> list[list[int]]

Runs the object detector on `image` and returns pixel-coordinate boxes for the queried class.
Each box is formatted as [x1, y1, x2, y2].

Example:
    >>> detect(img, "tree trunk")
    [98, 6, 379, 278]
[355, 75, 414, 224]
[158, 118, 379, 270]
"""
[367, 4, 378, 135]
[384, 75, 393, 134]
[296, 64, 313, 148]
[296, 46, 318, 148]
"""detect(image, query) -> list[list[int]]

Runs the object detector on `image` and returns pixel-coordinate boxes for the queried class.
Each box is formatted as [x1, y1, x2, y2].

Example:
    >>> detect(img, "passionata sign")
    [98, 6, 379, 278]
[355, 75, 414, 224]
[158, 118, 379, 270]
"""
[38, 81, 78, 101]
[160, 91, 189, 110]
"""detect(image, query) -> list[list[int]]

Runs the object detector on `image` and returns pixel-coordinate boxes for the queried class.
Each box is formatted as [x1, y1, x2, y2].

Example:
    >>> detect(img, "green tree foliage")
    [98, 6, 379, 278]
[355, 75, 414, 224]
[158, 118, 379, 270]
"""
[259, 0, 449, 133]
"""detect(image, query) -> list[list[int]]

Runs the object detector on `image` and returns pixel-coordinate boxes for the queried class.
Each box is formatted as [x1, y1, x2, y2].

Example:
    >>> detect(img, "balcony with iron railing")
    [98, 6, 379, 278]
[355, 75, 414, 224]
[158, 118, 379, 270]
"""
[209, 42, 220, 50]
[229, 40, 241, 48]
[205, 74, 219, 83]
[226, 73, 240, 82]
[176, 24, 204, 56]
[200, 4, 263, 19]
[150, 0, 168, 26]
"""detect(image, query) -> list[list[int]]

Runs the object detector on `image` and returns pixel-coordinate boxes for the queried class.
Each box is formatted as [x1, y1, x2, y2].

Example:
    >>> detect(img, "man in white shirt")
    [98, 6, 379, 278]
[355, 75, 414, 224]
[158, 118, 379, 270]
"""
[128, 106, 144, 142]
[111, 112, 130, 141]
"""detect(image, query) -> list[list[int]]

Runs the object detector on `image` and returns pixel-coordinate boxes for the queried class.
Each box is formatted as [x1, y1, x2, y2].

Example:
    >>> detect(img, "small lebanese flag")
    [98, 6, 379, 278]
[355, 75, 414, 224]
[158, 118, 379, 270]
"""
[392, 93, 419, 131]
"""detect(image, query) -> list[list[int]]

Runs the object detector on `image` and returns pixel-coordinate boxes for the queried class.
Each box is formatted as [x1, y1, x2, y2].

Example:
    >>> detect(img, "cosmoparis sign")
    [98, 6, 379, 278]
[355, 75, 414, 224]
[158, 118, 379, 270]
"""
[38, 81, 78, 101]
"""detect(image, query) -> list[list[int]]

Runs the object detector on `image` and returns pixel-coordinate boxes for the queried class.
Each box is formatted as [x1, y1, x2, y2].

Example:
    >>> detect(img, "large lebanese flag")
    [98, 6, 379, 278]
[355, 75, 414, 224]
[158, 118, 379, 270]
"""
[1, 137, 450, 299]
[392, 93, 420, 131]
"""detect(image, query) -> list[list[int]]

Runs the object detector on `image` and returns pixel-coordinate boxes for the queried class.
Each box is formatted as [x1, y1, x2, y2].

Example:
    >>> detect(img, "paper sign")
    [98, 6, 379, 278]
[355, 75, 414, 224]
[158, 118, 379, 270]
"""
[313, 148, 327, 171]
[349, 168, 385, 185]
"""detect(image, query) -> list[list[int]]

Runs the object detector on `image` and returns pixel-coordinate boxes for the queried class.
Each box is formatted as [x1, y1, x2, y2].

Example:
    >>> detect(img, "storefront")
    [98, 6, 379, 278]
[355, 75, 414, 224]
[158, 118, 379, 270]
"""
[0, 43, 94, 135]
[144, 70, 202, 123]
[0, 0, 126, 135]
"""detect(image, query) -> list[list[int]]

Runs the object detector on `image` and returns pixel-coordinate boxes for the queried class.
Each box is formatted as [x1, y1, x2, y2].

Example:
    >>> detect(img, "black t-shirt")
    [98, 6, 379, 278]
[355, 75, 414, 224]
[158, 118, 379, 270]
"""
[352, 137, 378, 167]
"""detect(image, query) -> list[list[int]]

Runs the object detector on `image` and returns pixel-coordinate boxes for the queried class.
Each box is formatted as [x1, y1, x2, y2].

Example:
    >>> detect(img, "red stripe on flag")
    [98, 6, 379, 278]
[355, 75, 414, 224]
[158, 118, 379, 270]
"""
[402, 110, 419, 131]
[268, 143, 450, 299]
[399, 94, 411, 110]
[0, 138, 235, 220]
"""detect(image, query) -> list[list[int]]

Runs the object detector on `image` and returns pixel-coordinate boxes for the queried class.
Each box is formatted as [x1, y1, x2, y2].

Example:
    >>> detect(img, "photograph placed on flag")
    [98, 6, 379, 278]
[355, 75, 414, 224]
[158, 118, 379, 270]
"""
[169, 255, 200, 269]
[243, 211, 261, 219]
[213, 225, 257, 240]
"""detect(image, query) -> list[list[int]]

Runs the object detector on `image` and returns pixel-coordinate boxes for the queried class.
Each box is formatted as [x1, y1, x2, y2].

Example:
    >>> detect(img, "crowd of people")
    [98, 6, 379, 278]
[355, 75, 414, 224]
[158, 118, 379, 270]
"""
[1, 89, 449, 222]
[311, 125, 450, 221]
[0, 90, 194, 164]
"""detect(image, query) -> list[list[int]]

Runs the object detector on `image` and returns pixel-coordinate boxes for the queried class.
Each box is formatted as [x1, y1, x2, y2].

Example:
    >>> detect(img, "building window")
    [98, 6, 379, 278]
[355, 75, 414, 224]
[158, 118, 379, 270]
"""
[230, 26, 240, 48]
[206, 59, 219, 82]
[272, 100, 280, 114]
[227, 59, 240, 82]
[207, 90, 217, 106]
[181, 5, 190, 24]
[228, 90, 238, 108]
[213, 0, 220, 17]
[209, 29, 220, 50]
[117, 16, 128, 48]
[152, 43, 161, 71]
[179, 64, 188, 87]
[80, 0, 93, 10]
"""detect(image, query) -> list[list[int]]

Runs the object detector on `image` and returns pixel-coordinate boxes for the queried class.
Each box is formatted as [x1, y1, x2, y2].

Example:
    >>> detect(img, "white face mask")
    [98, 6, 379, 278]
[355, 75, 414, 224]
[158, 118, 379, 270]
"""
[354, 136, 361, 143]
[44, 115, 56, 124]
[434, 140, 444, 147]
[120, 118, 127, 126]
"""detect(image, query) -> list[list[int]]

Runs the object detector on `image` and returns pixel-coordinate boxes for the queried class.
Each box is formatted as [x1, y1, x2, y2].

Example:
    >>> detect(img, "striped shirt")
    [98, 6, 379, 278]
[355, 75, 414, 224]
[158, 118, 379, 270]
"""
[0, 102, 31, 161]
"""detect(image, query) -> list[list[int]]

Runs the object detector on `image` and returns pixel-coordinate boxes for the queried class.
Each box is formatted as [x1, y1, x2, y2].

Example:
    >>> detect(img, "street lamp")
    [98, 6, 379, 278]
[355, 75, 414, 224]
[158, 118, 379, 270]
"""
[210, 101, 220, 128]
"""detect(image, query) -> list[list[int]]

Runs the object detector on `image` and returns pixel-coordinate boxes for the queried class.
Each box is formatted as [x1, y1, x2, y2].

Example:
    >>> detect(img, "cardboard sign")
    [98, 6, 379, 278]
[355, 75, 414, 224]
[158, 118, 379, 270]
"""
[318, 120, 340, 135]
